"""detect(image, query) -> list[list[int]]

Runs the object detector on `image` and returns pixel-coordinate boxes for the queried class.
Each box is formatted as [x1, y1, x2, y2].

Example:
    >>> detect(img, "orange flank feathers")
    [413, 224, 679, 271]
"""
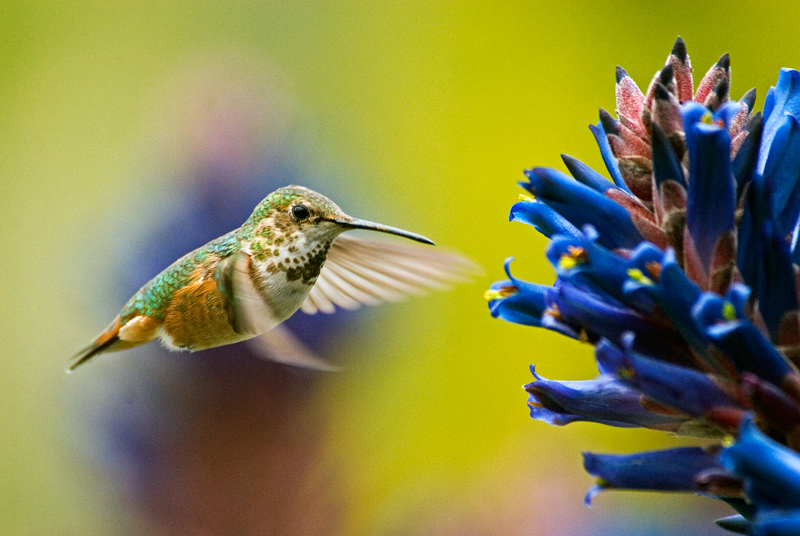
[161, 276, 244, 350]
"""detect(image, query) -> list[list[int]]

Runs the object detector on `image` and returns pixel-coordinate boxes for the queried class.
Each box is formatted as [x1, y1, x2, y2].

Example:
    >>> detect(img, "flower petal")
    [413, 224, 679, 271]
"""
[693, 293, 794, 387]
[521, 167, 643, 250]
[762, 114, 800, 236]
[609, 337, 745, 423]
[561, 154, 621, 193]
[751, 509, 800, 536]
[720, 417, 800, 510]
[755, 220, 798, 341]
[509, 200, 581, 239]
[487, 258, 547, 327]
[547, 229, 661, 314]
[583, 446, 722, 504]
[549, 282, 693, 363]
[623, 249, 717, 367]
[760, 69, 800, 172]
[524, 366, 680, 429]
[738, 174, 774, 288]
[590, 122, 629, 192]
[685, 122, 736, 275]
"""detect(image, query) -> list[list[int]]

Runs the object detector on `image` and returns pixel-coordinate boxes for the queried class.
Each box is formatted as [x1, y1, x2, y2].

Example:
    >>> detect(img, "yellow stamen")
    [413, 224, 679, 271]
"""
[627, 268, 654, 286]
[559, 255, 577, 270]
[722, 302, 736, 321]
[519, 194, 535, 202]
[484, 285, 517, 302]
[558, 246, 588, 270]
[700, 112, 725, 128]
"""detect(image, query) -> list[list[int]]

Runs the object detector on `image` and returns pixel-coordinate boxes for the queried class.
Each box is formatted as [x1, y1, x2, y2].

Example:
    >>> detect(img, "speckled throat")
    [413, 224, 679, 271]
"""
[246, 217, 338, 322]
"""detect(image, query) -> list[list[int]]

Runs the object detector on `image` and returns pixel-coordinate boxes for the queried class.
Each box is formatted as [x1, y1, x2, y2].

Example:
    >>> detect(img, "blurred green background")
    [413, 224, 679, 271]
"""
[3, 2, 800, 535]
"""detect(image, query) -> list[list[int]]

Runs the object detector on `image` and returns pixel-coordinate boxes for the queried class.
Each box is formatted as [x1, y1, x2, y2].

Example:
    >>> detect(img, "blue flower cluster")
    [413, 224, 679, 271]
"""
[487, 38, 800, 533]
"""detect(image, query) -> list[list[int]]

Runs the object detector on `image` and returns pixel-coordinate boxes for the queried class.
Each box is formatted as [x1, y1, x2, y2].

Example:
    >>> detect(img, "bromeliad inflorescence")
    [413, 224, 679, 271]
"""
[487, 37, 800, 533]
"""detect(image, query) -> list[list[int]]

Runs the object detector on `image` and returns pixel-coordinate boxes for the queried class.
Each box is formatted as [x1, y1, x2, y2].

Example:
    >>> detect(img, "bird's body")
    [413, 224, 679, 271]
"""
[71, 185, 474, 370]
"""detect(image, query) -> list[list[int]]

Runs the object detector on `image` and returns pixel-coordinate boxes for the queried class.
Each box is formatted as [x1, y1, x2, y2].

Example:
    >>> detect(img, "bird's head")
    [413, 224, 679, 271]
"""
[245, 185, 434, 246]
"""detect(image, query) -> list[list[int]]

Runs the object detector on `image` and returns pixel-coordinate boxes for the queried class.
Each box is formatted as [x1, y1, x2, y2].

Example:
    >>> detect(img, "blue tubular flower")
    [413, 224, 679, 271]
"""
[692, 292, 796, 388]
[756, 219, 798, 340]
[684, 122, 736, 290]
[714, 514, 752, 534]
[737, 174, 800, 342]
[561, 154, 623, 194]
[487, 37, 800, 532]
[589, 123, 628, 191]
[486, 258, 548, 327]
[751, 510, 800, 536]
[738, 175, 776, 285]
[509, 199, 582, 240]
[760, 69, 800, 173]
[719, 417, 800, 533]
[622, 249, 727, 372]
[524, 365, 684, 429]
[521, 167, 643, 250]
[545, 228, 662, 315]
[548, 282, 694, 364]
[605, 336, 746, 432]
[721, 417, 800, 506]
[583, 446, 722, 504]
[763, 114, 800, 235]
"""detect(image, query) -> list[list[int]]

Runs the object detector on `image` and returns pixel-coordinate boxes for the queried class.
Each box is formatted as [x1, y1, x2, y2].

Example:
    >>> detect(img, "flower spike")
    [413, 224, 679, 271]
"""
[487, 38, 800, 532]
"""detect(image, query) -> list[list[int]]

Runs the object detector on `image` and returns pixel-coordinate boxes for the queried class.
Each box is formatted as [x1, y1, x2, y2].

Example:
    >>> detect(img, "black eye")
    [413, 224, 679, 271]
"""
[292, 204, 310, 221]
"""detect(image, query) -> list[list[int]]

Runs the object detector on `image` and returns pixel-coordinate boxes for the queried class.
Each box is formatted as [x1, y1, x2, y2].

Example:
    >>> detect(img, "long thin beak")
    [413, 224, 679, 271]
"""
[330, 217, 435, 245]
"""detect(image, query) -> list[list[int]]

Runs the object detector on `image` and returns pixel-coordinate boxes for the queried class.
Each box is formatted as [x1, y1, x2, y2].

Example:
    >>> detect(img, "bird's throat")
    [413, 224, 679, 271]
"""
[249, 236, 334, 321]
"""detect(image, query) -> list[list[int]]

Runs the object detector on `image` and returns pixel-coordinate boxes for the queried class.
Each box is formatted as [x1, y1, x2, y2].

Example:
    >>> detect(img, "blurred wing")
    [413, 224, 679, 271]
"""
[301, 234, 479, 315]
[215, 249, 272, 336]
[247, 325, 339, 371]
[216, 249, 335, 370]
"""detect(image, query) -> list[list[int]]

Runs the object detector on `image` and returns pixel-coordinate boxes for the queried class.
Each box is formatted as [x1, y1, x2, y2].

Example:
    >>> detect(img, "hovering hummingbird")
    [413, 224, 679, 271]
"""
[71, 185, 475, 371]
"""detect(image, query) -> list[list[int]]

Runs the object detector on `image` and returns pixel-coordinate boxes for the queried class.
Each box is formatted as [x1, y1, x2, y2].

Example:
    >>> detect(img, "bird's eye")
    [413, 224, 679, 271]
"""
[291, 204, 311, 221]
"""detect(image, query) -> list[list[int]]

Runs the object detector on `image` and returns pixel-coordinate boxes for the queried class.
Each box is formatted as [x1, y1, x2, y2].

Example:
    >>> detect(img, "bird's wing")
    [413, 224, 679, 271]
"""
[215, 250, 263, 336]
[247, 325, 338, 371]
[215, 249, 335, 370]
[301, 234, 479, 315]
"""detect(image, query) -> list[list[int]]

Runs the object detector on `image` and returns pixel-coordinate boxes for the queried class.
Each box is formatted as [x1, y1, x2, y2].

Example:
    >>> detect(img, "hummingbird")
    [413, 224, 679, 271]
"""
[71, 185, 475, 371]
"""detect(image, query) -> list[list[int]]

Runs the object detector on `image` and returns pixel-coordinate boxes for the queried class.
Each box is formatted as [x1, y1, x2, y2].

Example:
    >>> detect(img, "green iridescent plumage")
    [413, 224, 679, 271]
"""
[120, 231, 241, 322]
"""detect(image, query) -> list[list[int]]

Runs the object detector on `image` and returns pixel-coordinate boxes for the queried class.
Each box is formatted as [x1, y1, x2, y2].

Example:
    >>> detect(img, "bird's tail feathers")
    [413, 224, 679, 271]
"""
[68, 318, 123, 372]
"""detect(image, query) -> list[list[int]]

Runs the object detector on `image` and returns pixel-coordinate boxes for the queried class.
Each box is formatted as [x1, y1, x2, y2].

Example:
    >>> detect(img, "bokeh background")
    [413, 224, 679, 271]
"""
[3, 2, 800, 535]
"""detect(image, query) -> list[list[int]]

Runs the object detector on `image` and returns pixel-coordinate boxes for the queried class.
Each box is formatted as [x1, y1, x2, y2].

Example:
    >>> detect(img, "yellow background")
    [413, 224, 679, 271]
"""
[2, 2, 799, 534]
